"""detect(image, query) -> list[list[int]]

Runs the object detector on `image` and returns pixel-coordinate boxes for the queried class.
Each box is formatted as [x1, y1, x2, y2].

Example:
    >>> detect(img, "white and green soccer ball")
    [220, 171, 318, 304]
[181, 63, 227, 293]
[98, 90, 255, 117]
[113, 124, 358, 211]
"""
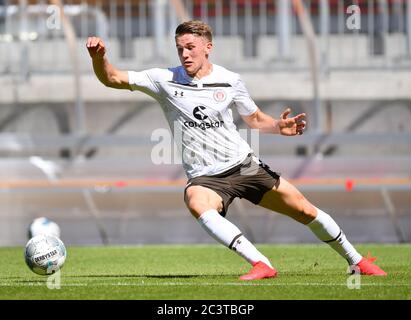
[24, 234, 67, 275]
[27, 217, 61, 239]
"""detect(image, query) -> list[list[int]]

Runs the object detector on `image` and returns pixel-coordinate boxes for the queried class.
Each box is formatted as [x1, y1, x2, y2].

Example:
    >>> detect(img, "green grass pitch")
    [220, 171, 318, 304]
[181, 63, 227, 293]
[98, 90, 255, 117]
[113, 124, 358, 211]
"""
[0, 244, 410, 300]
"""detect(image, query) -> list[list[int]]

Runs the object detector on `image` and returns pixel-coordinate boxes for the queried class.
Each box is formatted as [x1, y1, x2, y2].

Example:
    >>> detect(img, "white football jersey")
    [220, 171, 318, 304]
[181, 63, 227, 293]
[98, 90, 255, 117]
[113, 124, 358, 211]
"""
[128, 64, 258, 178]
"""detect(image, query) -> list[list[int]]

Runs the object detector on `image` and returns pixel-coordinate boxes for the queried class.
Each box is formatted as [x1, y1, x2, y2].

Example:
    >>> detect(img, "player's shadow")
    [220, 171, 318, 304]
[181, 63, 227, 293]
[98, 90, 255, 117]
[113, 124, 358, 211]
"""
[67, 274, 238, 279]
[68, 274, 199, 279]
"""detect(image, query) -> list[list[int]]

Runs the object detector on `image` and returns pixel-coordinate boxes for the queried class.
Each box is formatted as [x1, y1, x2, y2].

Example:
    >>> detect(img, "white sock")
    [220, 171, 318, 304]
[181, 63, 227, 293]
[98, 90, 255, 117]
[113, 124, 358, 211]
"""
[198, 209, 273, 268]
[308, 208, 362, 265]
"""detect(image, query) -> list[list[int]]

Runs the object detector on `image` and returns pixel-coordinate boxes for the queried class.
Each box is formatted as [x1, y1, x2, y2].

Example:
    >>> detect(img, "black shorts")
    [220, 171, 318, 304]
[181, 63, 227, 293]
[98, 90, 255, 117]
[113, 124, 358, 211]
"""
[184, 153, 281, 217]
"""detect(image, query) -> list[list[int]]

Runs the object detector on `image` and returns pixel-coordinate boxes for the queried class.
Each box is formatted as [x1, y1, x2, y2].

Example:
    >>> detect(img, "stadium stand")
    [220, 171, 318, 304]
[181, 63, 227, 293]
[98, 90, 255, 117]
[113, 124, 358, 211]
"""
[0, 0, 410, 245]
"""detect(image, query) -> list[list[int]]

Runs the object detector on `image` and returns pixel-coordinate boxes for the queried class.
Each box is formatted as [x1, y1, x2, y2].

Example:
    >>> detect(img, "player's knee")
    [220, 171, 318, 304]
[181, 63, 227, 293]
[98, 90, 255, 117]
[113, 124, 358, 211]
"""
[186, 199, 200, 214]
[292, 194, 316, 222]
[186, 196, 224, 219]
[300, 199, 317, 223]
[185, 194, 207, 218]
[185, 186, 224, 218]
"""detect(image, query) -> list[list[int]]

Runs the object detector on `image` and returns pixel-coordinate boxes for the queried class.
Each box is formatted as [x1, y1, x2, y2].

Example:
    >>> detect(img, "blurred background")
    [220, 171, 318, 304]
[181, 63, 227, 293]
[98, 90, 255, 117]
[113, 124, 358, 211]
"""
[0, 0, 410, 246]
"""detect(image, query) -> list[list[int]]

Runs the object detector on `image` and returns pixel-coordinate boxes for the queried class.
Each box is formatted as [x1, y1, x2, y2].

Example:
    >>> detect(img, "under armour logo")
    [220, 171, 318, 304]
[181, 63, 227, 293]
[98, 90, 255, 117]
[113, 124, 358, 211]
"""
[174, 90, 184, 97]
[193, 106, 208, 120]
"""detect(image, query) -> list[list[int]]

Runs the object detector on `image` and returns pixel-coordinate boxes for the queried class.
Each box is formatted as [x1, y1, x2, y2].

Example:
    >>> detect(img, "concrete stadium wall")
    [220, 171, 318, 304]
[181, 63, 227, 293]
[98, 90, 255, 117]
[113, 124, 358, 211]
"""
[0, 189, 410, 246]
[0, 99, 410, 159]
[2, 34, 410, 74]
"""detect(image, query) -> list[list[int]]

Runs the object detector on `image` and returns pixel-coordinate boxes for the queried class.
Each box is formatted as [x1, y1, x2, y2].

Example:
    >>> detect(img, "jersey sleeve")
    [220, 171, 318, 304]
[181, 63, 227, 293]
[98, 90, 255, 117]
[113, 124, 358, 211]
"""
[232, 76, 258, 116]
[128, 69, 161, 99]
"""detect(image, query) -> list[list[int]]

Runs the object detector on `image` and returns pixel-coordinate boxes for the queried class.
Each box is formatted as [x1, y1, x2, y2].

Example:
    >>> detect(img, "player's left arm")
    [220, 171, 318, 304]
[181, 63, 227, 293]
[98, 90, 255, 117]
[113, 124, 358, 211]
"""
[241, 107, 306, 136]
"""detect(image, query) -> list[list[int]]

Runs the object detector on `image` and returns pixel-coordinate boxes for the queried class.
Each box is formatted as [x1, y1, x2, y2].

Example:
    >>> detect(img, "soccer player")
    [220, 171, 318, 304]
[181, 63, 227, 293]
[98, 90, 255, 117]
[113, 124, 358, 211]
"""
[87, 20, 387, 280]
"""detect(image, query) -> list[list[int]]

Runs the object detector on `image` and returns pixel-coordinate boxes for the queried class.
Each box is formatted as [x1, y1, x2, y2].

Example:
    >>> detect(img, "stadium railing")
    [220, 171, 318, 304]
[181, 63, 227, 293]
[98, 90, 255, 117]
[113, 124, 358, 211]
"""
[1, 0, 411, 73]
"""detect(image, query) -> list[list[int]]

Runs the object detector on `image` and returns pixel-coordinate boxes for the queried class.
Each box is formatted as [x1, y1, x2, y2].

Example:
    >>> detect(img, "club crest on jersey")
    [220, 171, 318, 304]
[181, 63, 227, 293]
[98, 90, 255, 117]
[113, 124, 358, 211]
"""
[213, 89, 226, 102]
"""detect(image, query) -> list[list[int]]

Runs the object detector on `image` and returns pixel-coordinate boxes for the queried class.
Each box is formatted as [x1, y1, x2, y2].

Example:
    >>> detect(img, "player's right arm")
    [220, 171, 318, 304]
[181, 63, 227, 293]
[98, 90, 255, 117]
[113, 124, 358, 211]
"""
[86, 36, 130, 90]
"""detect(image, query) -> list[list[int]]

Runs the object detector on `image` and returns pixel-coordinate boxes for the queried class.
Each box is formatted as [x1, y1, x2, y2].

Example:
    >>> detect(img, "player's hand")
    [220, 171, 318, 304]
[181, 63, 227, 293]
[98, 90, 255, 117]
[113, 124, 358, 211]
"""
[86, 36, 106, 59]
[277, 108, 306, 136]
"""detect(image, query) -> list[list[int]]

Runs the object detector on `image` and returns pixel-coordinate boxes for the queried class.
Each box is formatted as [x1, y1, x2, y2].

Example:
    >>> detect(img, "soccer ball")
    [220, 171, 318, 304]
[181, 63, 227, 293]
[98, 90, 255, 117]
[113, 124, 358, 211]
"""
[24, 234, 67, 275]
[27, 217, 61, 239]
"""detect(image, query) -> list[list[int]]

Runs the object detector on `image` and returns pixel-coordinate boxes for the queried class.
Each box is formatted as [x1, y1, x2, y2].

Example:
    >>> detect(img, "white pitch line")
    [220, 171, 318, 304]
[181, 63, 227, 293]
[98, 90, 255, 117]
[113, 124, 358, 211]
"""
[0, 283, 87, 287]
[0, 282, 410, 287]
[91, 282, 411, 287]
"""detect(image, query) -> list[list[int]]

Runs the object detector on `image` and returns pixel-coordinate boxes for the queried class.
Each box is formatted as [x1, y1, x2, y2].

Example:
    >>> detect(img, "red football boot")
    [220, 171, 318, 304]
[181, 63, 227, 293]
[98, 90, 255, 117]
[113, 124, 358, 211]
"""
[355, 253, 387, 276]
[239, 261, 278, 281]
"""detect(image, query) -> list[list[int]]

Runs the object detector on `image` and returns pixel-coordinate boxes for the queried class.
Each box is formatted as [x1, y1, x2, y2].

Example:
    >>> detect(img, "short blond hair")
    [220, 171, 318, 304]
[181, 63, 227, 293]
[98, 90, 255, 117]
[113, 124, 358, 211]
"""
[175, 20, 213, 42]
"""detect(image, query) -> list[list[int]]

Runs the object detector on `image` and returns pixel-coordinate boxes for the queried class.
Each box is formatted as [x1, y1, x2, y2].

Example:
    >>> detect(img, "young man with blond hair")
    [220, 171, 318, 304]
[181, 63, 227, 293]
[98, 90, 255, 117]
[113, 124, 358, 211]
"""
[87, 20, 386, 280]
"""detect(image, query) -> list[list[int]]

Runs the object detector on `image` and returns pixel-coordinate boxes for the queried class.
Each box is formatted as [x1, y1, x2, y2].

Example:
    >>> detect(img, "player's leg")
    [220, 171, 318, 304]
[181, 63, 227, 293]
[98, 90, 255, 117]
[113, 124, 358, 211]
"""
[185, 185, 277, 279]
[184, 185, 224, 218]
[257, 177, 387, 276]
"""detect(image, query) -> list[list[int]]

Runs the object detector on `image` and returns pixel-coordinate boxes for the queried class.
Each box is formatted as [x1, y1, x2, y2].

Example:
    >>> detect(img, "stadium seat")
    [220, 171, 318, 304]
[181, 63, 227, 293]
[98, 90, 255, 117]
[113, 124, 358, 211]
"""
[210, 36, 244, 66]
[386, 33, 407, 60]
[328, 34, 369, 67]
[257, 35, 310, 67]
[28, 39, 71, 72]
